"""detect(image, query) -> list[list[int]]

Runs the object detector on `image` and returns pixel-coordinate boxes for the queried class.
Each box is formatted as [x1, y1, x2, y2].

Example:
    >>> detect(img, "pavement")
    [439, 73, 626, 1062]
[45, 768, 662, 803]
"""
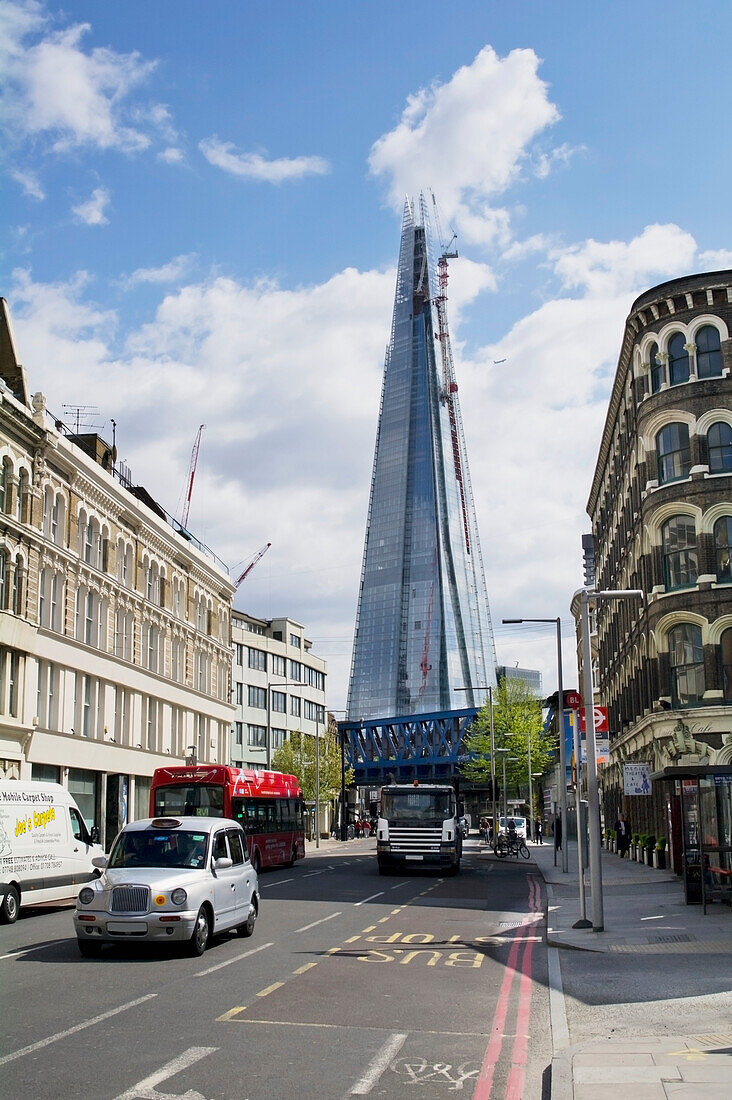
[526, 838, 732, 1098]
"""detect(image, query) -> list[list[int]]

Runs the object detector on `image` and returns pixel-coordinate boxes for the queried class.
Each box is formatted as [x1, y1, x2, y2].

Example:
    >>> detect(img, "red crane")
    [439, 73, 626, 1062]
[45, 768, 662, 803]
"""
[234, 543, 271, 589]
[180, 424, 205, 529]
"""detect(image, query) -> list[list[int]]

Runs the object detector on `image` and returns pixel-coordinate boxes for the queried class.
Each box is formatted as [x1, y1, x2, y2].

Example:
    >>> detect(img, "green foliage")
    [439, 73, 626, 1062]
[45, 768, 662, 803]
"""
[271, 720, 353, 803]
[655, 836, 667, 851]
[459, 677, 554, 811]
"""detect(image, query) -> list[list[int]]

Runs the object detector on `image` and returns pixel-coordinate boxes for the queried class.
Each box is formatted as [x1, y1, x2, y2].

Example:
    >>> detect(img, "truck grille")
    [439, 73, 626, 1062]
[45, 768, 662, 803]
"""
[389, 827, 442, 853]
[111, 886, 150, 914]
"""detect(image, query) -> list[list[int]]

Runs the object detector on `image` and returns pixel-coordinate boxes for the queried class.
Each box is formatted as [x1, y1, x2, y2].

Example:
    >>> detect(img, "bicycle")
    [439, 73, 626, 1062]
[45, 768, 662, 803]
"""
[493, 832, 530, 859]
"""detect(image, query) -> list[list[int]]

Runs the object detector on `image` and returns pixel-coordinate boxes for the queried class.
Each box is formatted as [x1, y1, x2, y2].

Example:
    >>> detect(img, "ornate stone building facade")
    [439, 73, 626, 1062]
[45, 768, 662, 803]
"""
[0, 299, 235, 844]
[585, 271, 732, 848]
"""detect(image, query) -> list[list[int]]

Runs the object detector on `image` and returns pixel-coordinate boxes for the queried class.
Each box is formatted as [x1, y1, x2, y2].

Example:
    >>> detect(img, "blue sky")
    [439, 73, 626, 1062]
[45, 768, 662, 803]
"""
[2, 0, 731, 709]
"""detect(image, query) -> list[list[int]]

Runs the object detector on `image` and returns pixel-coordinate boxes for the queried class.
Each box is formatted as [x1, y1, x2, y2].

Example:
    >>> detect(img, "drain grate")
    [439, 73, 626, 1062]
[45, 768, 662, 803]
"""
[650, 933, 693, 943]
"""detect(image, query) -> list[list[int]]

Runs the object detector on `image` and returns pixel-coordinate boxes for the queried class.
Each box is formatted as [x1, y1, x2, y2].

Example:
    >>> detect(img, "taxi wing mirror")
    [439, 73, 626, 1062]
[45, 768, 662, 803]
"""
[214, 856, 233, 871]
[92, 855, 107, 870]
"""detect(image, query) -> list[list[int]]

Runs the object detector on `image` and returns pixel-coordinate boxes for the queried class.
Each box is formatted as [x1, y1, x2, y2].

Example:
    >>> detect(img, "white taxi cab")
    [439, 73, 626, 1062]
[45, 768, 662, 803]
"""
[74, 817, 258, 957]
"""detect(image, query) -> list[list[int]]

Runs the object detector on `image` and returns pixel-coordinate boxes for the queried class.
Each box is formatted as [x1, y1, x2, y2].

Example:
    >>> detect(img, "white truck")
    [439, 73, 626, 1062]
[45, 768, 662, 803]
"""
[0, 781, 103, 923]
[376, 781, 462, 876]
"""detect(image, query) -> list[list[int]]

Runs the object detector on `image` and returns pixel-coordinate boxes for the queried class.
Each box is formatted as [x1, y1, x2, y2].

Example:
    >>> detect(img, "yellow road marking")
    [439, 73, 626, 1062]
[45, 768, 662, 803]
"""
[256, 982, 284, 998]
[377, 916, 390, 923]
[326, 947, 339, 955]
[293, 962, 318, 975]
[344, 935, 361, 943]
[217, 1006, 247, 1021]
[361, 925, 376, 933]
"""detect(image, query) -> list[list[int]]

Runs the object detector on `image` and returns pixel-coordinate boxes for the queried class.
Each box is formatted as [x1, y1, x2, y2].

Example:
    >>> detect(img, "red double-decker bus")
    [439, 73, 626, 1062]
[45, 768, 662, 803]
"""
[150, 765, 305, 872]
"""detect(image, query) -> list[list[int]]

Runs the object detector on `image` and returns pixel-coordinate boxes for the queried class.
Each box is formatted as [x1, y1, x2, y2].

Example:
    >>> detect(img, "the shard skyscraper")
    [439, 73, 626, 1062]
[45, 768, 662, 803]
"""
[347, 196, 497, 722]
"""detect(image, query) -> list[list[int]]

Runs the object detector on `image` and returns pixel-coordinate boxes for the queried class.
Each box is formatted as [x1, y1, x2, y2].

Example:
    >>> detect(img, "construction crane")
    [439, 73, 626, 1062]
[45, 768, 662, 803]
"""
[180, 424, 205, 529]
[234, 542, 271, 589]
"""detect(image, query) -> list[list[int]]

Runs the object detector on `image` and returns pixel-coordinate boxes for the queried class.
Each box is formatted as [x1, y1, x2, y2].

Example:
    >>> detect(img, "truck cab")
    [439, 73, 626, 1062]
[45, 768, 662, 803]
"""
[376, 781, 461, 876]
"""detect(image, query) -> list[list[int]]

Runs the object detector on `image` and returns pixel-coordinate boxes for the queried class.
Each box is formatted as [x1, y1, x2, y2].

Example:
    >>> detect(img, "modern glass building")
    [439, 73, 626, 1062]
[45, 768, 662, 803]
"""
[347, 196, 497, 721]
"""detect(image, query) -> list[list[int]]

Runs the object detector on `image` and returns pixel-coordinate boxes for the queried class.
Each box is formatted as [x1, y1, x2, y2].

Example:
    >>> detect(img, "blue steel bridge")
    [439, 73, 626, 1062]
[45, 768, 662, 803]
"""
[338, 707, 480, 787]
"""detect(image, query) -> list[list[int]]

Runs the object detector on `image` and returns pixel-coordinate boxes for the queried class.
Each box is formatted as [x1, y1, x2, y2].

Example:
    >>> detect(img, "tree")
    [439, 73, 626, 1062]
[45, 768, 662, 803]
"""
[459, 677, 555, 808]
[271, 718, 353, 803]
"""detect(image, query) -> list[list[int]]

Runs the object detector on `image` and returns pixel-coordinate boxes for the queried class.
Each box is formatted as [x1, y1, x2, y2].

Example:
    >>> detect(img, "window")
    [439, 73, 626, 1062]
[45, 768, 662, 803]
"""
[272, 728, 286, 749]
[235, 682, 243, 705]
[271, 654, 286, 676]
[696, 325, 722, 379]
[305, 666, 325, 691]
[227, 829, 245, 865]
[248, 647, 266, 672]
[304, 700, 325, 723]
[708, 422, 732, 473]
[714, 516, 732, 582]
[289, 633, 301, 648]
[234, 721, 243, 745]
[667, 332, 690, 386]
[668, 623, 705, 706]
[247, 724, 266, 747]
[0, 550, 6, 610]
[0, 459, 9, 513]
[662, 516, 698, 589]
[271, 690, 286, 713]
[289, 659, 302, 682]
[649, 341, 663, 394]
[657, 423, 691, 484]
[721, 628, 732, 702]
[248, 685, 266, 709]
[16, 470, 29, 523]
[235, 643, 243, 666]
[11, 558, 24, 616]
[290, 695, 301, 718]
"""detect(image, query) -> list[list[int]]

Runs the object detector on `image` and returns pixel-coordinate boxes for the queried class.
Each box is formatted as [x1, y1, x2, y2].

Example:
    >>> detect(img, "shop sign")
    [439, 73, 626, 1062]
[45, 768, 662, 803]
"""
[624, 762, 652, 795]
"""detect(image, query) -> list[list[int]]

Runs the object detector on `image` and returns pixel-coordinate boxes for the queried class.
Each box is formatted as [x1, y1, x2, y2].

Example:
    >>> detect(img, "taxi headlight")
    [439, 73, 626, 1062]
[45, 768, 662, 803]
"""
[171, 888, 187, 906]
[78, 887, 95, 905]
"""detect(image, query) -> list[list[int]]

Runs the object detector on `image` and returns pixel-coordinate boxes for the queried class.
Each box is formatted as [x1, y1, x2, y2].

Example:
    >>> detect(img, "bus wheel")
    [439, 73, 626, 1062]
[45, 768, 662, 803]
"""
[286, 846, 297, 868]
[1, 885, 19, 924]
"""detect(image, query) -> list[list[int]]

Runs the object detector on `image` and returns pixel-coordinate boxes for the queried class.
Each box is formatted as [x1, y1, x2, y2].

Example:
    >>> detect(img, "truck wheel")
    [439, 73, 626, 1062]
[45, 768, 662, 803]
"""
[1, 885, 19, 924]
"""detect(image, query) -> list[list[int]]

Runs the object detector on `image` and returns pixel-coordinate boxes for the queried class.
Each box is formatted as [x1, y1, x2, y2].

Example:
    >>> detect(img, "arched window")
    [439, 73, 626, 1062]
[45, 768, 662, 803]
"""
[714, 516, 732, 582]
[668, 623, 705, 706]
[696, 325, 723, 379]
[0, 549, 6, 609]
[43, 487, 54, 538]
[708, 422, 732, 473]
[668, 332, 690, 386]
[657, 423, 691, 483]
[11, 556, 24, 615]
[649, 341, 662, 393]
[721, 628, 732, 702]
[16, 469, 29, 523]
[662, 517, 697, 589]
[0, 459, 9, 513]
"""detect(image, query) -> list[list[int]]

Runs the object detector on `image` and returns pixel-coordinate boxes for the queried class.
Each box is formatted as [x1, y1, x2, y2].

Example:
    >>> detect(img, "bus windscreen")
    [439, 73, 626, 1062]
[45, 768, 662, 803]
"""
[153, 784, 225, 818]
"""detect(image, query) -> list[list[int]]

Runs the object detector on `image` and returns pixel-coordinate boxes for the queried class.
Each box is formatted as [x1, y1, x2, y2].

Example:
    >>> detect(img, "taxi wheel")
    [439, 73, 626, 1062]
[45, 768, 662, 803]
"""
[252, 851, 261, 875]
[189, 906, 210, 956]
[77, 938, 102, 958]
[1, 885, 19, 924]
[239, 897, 258, 938]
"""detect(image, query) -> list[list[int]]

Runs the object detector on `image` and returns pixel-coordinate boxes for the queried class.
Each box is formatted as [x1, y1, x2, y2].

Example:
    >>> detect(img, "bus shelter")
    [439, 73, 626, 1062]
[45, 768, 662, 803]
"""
[651, 764, 732, 912]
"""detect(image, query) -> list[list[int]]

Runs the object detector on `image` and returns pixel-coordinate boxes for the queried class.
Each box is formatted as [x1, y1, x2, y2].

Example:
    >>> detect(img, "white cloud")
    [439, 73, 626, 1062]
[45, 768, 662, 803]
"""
[2, 1, 159, 153]
[698, 248, 732, 269]
[533, 141, 580, 179]
[369, 45, 563, 246]
[10, 167, 44, 200]
[199, 136, 330, 183]
[122, 254, 195, 288]
[552, 223, 698, 298]
[158, 146, 184, 165]
[72, 186, 110, 225]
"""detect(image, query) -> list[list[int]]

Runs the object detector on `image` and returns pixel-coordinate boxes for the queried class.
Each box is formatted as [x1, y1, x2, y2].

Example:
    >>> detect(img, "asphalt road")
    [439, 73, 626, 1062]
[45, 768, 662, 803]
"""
[0, 837, 552, 1100]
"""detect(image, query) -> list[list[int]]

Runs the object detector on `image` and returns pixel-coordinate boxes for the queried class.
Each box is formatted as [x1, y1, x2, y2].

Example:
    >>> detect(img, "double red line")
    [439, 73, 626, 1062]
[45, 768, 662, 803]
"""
[472, 875, 542, 1100]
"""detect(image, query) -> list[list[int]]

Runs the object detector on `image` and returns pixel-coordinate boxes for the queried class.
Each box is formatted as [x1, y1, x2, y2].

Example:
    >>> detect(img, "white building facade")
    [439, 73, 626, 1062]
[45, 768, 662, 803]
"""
[230, 611, 327, 770]
[0, 300, 235, 845]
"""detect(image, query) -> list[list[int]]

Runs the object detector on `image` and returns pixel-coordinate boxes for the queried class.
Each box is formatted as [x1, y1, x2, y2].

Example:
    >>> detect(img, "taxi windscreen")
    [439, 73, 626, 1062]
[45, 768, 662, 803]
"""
[108, 830, 209, 869]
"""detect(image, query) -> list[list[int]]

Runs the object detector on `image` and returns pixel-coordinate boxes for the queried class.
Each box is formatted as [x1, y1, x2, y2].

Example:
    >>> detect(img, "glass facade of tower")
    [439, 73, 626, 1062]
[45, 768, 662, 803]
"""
[347, 197, 497, 721]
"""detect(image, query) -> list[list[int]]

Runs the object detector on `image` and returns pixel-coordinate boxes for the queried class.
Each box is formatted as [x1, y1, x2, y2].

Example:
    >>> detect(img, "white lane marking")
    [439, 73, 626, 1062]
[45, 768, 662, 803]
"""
[113, 1046, 216, 1100]
[389, 881, 411, 890]
[294, 911, 342, 933]
[548, 944, 570, 1051]
[0, 939, 58, 962]
[354, 891, 384, 907]
[194, 941, 273, 978]
[349, 1032, 407, 1095]
[0, 993, 157, 1068]
[304, 870, 326, 877]
[260, 877, 294, 888]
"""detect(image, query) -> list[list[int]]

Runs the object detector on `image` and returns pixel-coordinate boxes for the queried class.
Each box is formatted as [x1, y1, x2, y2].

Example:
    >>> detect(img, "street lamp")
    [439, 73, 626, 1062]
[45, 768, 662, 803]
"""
[502, 617, 568, 873]
[576, 588, 643, 932]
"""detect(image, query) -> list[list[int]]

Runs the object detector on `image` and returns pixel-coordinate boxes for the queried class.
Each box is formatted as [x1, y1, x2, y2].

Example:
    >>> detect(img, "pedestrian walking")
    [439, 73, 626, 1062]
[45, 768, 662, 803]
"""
[614, 812, 630, 858]
[535, 819, 543, 844]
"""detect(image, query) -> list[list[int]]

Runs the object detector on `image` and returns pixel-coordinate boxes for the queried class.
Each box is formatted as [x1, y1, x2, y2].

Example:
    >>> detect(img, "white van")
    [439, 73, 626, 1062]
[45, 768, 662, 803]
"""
[0, 781, 104, 923]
